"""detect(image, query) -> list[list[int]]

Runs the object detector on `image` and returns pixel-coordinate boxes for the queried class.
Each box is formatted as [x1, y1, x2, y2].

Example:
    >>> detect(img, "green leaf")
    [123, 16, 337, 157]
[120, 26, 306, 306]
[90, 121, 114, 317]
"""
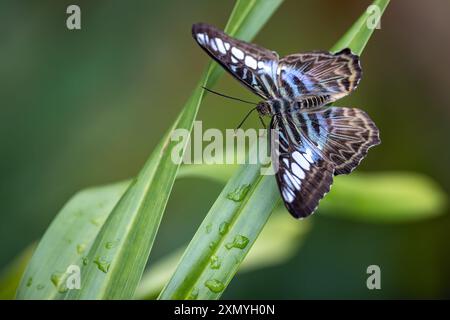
[16, 181, 129, 299]
[135, 210, 311, 300]
[16, 0, 284, 300]
[158, 0, 391, 300]
[320, 172, 447, 223]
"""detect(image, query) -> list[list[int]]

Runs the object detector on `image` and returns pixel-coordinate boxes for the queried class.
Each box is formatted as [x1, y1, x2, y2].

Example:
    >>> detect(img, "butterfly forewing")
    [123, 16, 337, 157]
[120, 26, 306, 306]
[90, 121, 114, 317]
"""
[192, 23, 279, 99]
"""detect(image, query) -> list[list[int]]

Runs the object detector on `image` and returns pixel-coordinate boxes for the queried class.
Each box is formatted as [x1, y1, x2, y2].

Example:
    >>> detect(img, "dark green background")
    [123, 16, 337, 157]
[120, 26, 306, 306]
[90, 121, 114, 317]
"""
[1, 0, 449, 298]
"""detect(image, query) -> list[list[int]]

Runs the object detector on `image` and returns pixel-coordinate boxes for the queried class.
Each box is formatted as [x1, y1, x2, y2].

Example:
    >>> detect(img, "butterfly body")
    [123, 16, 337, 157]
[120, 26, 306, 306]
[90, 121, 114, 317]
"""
[193, 23, 380, 218]
[256, 94, 333, 116]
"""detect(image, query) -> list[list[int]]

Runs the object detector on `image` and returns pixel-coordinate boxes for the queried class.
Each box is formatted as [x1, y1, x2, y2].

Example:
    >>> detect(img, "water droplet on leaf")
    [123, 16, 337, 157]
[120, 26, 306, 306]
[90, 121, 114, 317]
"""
[225, 235, 249, 250]
[51, 272, 64, 287]
[105, 240, 119, 249]
[209, 241, 217, 250]
[219, 221, 229, 235]
[188, 288, 199, 299]
[204, 279, 224, 293]
[26, 277, 33, 287]
[94, 256, 110, 273]
[210, 255, 221, 269]
[76, 243, 86, 254]
[226, 184, 251, 202]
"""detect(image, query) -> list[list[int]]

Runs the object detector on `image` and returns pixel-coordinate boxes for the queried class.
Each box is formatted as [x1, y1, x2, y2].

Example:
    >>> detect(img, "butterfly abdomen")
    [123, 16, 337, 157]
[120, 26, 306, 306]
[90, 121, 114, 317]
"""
[295, 95, 332, 109]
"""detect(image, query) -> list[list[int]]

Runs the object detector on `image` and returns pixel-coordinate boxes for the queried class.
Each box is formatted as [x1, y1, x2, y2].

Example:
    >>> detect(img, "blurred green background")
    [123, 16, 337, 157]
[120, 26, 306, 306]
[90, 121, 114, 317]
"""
[1, 0, 449, 298]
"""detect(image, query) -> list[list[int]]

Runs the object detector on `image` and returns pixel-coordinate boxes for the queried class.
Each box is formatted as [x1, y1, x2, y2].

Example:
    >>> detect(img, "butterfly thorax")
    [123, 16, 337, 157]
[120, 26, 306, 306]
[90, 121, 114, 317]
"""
[257, 95, 332, 116]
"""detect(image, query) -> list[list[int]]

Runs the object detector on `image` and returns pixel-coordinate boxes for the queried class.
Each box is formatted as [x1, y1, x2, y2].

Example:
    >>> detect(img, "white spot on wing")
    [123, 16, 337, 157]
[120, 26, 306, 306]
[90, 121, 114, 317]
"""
[224, 42, 230, 50]
[293, 151, 310, 171]
[196, 33, 206, 44]
[210, 39, 218, 51]
[291, 163, 305, 180]
[245, 55, 257, 69]
[285, 171, 301, 190]
[231, 47, 244, 60]
[283, 174, 293, 189]
[282, 189, 295, 203]
[214, 38, 226, 54]
[257, 61, 265, 69]
[231, 56, 238, 63]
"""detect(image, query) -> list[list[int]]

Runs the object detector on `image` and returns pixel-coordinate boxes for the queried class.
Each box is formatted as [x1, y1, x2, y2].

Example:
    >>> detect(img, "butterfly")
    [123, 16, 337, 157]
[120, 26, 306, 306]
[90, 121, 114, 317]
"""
[192, 23, 380, 218]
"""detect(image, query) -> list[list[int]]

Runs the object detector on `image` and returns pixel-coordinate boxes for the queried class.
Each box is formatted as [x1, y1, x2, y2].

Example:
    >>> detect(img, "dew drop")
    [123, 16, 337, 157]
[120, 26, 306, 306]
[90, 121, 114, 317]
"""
[26, 277, 33, 287]
[94, 256, 110, 273]
[205, 223, 212, 234]
[76, 243, 86, 254]
[105, 240, 119, 249]
[219, 221, 229, 235]
[209, 255, 221, 269]
[225, 235, 249, 250]
[36, 284, 45, 290]
[209, 241, 217, 250]
[188, 287, 199, 299]
[82, 257, 89, 266]
[226, 184, 251, 202]
[204, 279, 225, 293]
[50, 272, 64, 287]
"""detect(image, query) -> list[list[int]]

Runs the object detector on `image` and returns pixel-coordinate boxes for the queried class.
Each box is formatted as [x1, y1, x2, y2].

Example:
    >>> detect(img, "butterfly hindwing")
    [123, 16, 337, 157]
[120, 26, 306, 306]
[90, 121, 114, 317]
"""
[278, 49, 362, 101]
[293, 107, 380, 175]
[272, 106, 380, 218]
[271, 115, 335, 218]
[192, 23, 279, 99]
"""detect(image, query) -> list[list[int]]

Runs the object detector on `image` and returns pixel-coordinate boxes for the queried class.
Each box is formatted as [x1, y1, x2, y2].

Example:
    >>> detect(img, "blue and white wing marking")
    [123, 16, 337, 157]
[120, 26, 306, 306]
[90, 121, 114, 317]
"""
[277, 49, 362, 102]
[192, 23, 279, 99]
[271, 114, 335, 218]
[272, 107, 380, 218]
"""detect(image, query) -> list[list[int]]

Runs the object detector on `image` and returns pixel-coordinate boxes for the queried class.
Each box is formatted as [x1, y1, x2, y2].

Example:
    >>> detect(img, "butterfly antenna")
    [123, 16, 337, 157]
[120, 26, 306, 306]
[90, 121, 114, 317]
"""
[202, 86, 257, 105]
[236, 107, 258, 130]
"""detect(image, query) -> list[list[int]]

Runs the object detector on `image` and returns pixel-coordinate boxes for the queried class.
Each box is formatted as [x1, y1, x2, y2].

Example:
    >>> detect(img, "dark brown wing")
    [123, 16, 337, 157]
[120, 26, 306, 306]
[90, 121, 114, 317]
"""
[271, 106, 380, 218]
[271, 114, 335, 218]
[292, 107, 380, 175]
[192, 23, 279, 99]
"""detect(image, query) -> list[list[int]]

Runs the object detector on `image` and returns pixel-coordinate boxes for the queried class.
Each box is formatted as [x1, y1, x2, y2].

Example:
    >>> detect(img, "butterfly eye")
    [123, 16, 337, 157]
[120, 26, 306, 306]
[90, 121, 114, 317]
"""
[256, 102, 270, 115]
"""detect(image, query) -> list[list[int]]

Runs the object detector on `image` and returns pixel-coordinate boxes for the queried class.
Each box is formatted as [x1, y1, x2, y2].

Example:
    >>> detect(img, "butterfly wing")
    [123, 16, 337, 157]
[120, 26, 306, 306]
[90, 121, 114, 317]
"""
[293, 107, 380, 175]
[271, 115, 335, 218]
[192, 23, 279, 99]
[272, 106, 380, 218]
[277, 49, 362, 102]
